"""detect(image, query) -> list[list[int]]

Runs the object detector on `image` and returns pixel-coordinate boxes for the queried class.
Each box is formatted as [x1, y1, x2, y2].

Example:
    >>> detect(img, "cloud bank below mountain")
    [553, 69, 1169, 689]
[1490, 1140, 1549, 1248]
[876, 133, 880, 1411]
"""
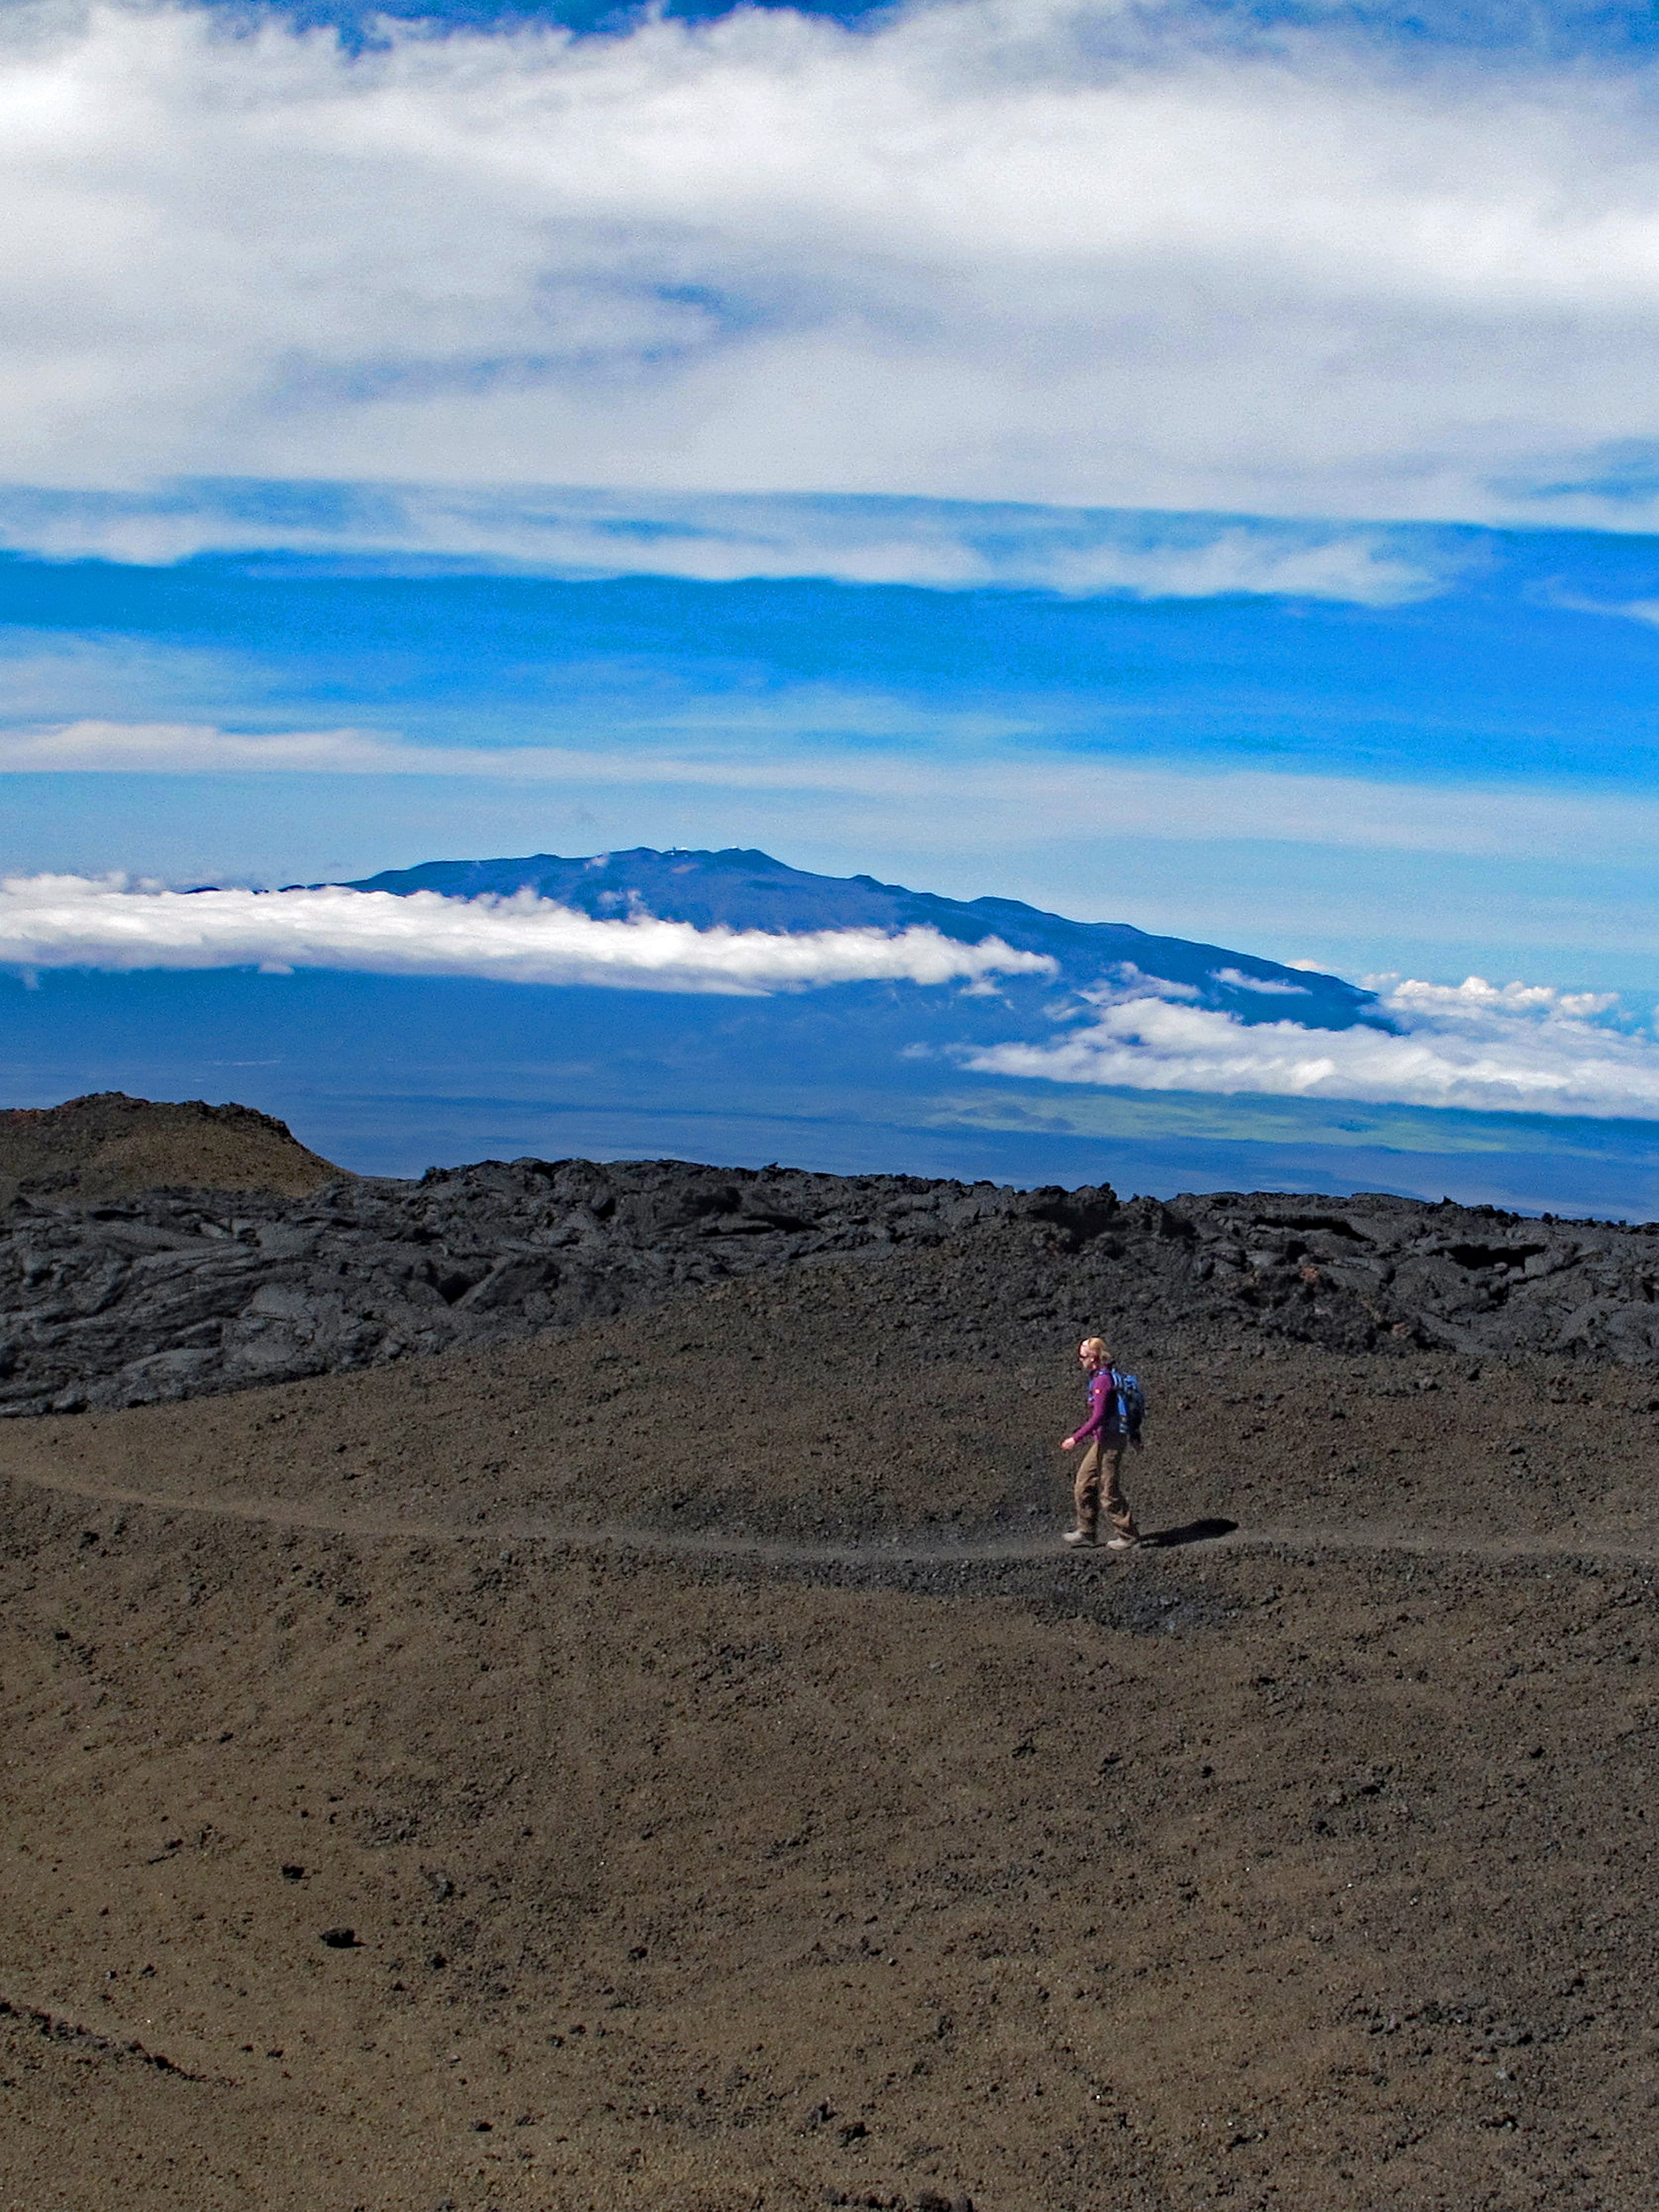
[0, 874, 1054, 995]
[6, 871, 1659, 1122]
[969, 975, 1659, 1120]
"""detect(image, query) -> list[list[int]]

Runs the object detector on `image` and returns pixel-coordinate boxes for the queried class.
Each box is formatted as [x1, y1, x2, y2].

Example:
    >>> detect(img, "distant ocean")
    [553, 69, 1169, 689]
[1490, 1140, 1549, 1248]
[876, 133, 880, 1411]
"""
[10, 964, 1659, 1220]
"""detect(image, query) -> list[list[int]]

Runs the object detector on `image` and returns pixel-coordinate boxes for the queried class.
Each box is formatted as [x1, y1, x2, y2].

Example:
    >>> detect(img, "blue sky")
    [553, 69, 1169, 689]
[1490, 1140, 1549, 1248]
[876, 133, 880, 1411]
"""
[5, 0, 1659, 1196]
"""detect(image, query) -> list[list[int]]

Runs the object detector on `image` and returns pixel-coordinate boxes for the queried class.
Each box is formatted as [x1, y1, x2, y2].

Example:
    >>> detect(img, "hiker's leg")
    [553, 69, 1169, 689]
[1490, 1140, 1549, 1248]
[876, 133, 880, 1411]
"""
[1073, 1443, 1102, 1538]
[1100, 1439, 1138, 1539]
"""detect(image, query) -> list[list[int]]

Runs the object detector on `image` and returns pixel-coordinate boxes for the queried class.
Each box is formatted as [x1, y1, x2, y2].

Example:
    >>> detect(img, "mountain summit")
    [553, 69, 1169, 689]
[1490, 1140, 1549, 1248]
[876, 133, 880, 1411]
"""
[345, 846, 1379, 1033]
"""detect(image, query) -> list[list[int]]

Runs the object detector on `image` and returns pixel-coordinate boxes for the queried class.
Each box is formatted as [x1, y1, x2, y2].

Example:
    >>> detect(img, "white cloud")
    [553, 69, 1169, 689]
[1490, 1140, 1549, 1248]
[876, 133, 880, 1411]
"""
[0, 871, 1055, 994]
[969, 972, 1659, 1119]
[1550, 591, 1659, 631]
[1106, 962, 1199, 999]
[1211, 966, 1310, 996]
[0, 715, 1068, 780]
[7, 3, 1659, 521]
[9, 721, 1659, 869]
[0, 482, 1439, 603]
[1371, 972, 1620, 1022]
[0, 721, 409, 773]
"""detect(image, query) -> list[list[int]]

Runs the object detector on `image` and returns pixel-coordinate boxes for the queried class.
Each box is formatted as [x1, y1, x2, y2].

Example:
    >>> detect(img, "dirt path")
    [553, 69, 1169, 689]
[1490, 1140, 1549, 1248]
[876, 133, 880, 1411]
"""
[7, 1459, 1654, 1570]
[5, 1339, 1656, 2212]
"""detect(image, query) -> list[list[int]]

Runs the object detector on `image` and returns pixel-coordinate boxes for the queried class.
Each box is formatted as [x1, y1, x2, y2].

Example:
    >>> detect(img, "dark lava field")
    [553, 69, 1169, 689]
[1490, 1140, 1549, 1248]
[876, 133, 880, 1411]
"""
[11, 1139, 1659, 1422]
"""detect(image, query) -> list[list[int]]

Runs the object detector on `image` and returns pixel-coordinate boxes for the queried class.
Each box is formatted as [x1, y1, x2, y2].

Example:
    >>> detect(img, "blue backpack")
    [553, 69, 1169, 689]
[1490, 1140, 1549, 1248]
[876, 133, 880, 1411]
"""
[1113, 1369, 1146, 1438]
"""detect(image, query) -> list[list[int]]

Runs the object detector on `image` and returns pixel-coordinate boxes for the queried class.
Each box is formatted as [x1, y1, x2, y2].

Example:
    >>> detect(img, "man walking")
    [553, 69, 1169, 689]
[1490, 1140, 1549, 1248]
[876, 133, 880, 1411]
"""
[1060, 1337, 1141, 1550]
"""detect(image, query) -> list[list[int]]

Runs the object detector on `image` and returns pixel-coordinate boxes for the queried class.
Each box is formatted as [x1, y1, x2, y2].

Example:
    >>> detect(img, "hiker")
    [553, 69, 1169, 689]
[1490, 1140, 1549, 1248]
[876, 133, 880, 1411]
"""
[1060, 1337, 1142, 1549]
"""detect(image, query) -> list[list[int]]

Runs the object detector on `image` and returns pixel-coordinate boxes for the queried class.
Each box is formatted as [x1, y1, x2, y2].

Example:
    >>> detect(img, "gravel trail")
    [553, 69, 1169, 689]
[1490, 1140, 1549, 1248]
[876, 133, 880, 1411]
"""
[8, 1458, 1653, 1571]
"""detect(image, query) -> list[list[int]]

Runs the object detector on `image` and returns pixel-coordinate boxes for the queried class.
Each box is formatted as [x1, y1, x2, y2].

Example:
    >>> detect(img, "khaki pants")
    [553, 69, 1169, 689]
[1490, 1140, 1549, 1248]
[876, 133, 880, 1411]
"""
[1074, 1437, 1137, 1540]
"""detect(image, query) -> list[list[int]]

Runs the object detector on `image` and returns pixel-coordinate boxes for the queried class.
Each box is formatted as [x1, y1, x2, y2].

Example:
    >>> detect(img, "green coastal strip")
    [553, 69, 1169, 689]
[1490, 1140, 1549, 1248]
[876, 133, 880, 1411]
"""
[930, 1086, 1659, 1165]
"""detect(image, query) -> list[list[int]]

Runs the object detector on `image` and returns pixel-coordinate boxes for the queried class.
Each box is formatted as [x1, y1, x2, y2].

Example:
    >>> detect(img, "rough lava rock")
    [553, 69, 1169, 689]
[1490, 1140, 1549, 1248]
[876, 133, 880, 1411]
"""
[3, 1159, 1658, 1419]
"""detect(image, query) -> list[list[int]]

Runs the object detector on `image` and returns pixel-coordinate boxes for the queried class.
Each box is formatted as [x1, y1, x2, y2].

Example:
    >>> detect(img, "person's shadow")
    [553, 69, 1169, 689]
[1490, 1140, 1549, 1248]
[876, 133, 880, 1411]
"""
[1144, 1516, 1238, 1549]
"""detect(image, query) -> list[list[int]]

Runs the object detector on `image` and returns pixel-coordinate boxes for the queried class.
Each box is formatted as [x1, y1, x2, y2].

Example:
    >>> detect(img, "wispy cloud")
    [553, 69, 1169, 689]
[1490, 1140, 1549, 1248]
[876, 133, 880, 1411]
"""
[0, 873, 1055, 995]
[969, 973, 1659, 1119]
[1548, 589, 1659, 630]
[0, 722, 410, 774]
[9, 723, 1659, 869]
[1211, 966, 1310, 997]
[6, 3, 1659, 521]
[0, 482, 1440, 604]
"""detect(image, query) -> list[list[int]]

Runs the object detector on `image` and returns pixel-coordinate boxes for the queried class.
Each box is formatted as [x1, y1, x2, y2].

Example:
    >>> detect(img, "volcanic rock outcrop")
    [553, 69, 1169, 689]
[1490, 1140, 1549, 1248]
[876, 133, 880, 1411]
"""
[4, 1140, 1659, 1418]
[0, 1092, 342, 1208]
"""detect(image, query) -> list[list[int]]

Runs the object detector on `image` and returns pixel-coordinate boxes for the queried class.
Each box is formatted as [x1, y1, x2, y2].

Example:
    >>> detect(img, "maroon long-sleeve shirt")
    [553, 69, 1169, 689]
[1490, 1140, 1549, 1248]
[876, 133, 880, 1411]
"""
[1073, 1367, 1126, 1443]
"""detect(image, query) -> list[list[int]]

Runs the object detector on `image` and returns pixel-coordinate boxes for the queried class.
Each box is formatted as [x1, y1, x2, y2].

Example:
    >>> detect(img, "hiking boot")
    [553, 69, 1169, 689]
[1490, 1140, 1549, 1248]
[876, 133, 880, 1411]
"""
[1105, 1533, 1139, 1550]
[1062, 1527, 1096, 1547]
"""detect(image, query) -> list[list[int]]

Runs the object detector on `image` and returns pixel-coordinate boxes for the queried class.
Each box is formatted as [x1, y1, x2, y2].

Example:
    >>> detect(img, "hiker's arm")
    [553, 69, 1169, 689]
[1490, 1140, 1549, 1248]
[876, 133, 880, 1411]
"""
[1069, 1376, 1109, 1446]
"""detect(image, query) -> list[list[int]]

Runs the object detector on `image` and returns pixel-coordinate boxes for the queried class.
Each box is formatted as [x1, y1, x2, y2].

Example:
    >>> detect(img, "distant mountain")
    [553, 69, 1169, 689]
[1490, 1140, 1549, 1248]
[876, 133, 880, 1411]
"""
[344, 846, 1382, 1033]
[13, 851, 1658, 1211]
[11, 849, 1473, 1217]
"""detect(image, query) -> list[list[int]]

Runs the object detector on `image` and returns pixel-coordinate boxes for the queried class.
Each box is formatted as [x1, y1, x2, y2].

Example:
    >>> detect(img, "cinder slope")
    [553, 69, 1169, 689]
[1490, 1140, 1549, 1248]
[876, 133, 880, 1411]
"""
[0, 1093, 343, 1207]
[0, 1254, 1654, 2212]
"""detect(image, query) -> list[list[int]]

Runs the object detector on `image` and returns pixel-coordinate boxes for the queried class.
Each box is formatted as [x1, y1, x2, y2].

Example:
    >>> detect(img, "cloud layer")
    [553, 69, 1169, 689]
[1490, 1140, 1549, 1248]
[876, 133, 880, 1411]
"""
[0, 873, 1054, 994]
[13, 723, 1659, 871]
[9, 2, 1659, 520]
[0, 482, 1439, 602]
[970, 974, 1659, 1120]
